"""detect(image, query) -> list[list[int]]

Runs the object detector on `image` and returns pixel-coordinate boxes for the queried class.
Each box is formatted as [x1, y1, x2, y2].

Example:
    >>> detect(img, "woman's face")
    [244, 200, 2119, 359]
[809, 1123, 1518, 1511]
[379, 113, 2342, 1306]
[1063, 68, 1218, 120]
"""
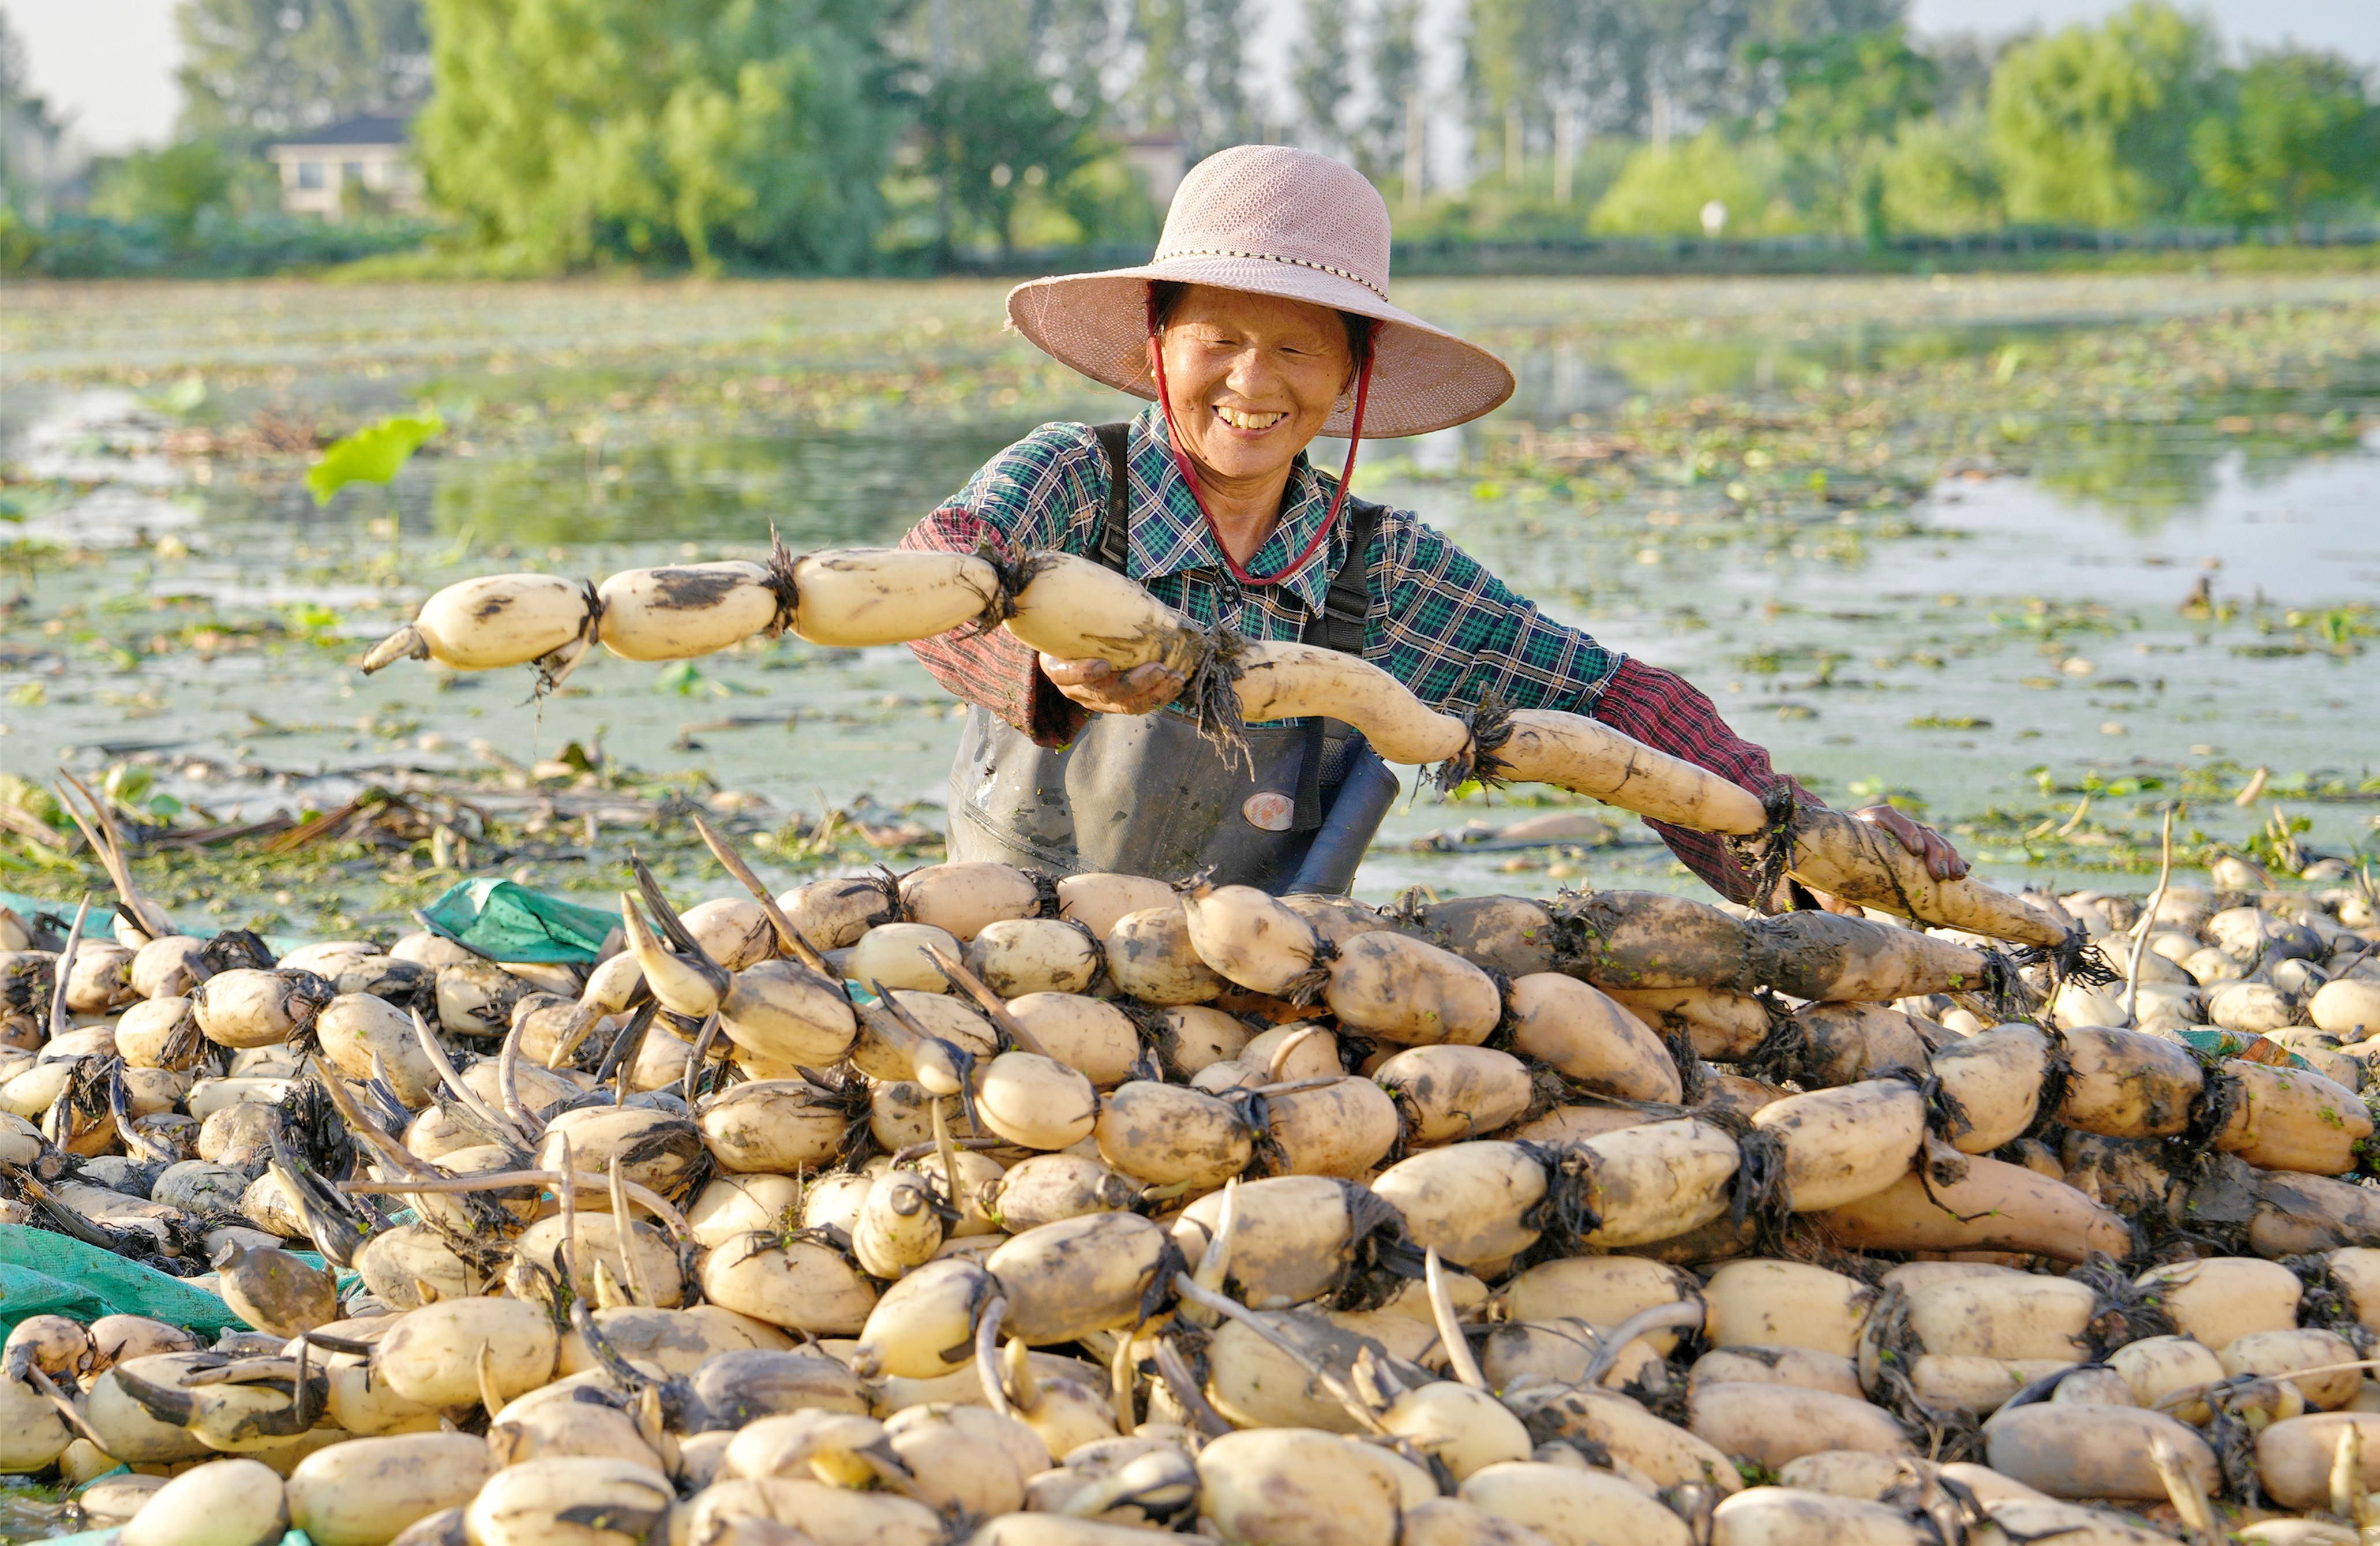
[1153, 286, 1355, 491]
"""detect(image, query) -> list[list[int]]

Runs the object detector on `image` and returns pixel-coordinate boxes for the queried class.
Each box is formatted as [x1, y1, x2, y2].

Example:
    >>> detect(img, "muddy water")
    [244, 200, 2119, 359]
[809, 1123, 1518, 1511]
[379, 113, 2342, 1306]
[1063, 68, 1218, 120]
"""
[2, 274, 2372, 927]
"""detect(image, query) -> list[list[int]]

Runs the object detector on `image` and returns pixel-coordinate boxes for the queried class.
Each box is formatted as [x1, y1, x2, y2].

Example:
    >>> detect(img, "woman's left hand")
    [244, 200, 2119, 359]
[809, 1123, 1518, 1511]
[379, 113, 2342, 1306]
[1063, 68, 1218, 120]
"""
[1851, 804, 1969, 881]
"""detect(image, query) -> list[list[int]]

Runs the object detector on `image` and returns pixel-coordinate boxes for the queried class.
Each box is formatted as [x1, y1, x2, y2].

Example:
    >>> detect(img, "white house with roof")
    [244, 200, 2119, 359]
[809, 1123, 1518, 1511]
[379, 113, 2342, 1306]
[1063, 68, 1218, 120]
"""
[264, 114, 422, 218]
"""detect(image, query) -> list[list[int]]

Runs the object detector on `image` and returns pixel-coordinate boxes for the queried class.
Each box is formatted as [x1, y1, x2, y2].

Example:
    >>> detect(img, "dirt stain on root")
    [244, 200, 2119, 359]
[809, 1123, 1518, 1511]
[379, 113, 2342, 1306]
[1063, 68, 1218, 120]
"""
[649, 568, 750, 611]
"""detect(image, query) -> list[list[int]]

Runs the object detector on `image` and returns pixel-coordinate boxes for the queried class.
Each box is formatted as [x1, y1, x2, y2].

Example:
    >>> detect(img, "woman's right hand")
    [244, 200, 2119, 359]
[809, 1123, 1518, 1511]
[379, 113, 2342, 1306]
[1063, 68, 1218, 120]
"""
[1039, 653, 1186, 716]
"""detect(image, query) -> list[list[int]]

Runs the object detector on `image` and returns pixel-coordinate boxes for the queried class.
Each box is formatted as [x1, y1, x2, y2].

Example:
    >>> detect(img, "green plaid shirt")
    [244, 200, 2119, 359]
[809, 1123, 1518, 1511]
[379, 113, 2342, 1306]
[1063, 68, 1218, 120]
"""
[904, 405, 1623, 724]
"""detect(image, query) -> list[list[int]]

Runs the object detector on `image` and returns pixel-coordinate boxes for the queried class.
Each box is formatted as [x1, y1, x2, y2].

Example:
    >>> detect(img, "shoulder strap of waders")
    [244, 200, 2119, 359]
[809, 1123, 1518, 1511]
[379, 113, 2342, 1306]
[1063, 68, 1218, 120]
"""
[1305, 491, 1379, 657]
[1092, 422, 1133, 573]
[1291, 486, 1382, 830]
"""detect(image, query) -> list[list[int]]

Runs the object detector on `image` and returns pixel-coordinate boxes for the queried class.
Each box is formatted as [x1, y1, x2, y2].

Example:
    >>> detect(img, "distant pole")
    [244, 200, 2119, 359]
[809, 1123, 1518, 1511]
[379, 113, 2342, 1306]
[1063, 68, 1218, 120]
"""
[1553, 104, 1573, 205]
[1404, 88, 1425, 214]
[1505, 104, 1521, 186]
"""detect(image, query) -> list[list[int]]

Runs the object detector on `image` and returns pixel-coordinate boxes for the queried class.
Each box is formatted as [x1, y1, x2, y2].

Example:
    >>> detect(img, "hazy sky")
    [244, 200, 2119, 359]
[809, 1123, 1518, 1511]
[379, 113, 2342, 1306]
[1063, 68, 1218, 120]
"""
[8, 0, 2377, 155]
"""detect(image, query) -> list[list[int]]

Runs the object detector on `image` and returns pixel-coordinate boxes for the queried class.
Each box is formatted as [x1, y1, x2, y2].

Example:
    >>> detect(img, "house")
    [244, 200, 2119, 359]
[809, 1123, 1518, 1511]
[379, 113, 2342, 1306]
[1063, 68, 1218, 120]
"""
[264, 114, 422, 219]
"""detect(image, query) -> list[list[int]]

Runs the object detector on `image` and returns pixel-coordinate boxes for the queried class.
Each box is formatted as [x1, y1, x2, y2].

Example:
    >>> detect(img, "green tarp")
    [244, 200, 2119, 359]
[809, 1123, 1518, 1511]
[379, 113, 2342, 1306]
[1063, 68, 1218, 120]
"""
[0, 1227, 367, 1341]
[418, 877, 616, 965]
[2175, 1025, 2312, 1069]
[0, 1226, 246, 1340]
[3, 877, 615, 967]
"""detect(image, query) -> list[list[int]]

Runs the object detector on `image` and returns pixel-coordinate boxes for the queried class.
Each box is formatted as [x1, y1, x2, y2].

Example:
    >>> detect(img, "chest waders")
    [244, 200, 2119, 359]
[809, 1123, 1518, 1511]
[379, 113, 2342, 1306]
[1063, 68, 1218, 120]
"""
[946, 424, 1402, 894]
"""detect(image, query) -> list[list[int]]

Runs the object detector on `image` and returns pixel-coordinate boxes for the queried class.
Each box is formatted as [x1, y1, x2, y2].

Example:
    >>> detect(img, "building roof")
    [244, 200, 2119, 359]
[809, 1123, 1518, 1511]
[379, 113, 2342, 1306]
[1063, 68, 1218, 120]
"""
[267, 114, 411, 151]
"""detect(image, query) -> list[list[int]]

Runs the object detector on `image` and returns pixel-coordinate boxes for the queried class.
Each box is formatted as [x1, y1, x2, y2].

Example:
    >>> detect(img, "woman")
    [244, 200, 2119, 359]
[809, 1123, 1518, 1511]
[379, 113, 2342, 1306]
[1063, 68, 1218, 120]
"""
[903, 145, 1963, 900]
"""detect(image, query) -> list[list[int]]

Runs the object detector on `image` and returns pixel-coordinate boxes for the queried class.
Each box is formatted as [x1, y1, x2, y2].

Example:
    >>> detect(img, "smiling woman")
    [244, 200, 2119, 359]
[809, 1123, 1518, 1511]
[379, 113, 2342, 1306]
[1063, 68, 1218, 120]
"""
[898, 144, 1968, 899]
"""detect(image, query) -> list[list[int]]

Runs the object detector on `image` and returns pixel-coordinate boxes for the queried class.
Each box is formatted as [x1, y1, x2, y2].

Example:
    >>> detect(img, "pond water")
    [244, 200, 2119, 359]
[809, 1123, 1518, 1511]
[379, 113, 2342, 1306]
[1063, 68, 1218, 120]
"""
[2, 272, 2372, 931]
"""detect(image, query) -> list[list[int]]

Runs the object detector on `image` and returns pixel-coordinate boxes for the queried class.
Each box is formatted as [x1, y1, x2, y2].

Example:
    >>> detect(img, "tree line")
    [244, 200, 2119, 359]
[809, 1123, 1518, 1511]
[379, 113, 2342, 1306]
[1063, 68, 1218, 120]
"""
[4, 0, 2377, 276]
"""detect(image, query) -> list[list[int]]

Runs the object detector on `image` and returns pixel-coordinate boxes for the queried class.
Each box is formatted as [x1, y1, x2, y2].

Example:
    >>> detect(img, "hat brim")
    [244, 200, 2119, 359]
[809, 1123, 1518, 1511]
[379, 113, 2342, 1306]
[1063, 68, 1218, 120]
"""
[1006, 256, 1515, 439]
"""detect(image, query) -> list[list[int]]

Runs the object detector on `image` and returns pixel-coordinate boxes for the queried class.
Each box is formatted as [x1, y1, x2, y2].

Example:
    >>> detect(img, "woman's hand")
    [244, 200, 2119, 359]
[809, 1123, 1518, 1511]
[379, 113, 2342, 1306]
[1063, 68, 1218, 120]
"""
[1851, 804, 1969, 881]
[1040, 653, 1186, 716]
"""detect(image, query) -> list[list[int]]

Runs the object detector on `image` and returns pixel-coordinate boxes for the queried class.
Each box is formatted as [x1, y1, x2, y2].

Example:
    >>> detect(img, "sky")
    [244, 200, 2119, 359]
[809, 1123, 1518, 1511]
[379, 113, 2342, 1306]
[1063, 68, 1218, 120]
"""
[6, 0, 2378, 156]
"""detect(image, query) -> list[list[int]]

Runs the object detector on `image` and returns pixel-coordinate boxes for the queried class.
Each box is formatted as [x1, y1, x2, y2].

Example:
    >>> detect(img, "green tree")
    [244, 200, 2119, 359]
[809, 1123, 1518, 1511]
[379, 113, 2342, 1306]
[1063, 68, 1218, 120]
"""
[1986, 1, 2218, 226]
[1130, 0, 1256, 155]
[415, 0, 900, 273]
[1, 13, 70, 217]
[176, 0, 430, 146]
[1879, 110, 2002, 234]
[1356, 0, 1422, 184]
[917, 62, 1102, 256]
[1756, 28, 1937, 242]
[2191, 50, 2380, 231]
[1464, 0, 1560, 169]
[1464, 0, 1906, 149]
[1589, 129, 1795, 236]
[1044, 154, 1163, 247]
[87, 140, 243, 245]
[1294, 0, 1354, 154]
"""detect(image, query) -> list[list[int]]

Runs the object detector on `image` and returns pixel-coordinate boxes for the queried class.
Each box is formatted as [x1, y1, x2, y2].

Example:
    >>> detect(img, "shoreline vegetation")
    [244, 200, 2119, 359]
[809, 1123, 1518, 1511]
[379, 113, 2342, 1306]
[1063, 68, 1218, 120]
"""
[6, 216, 2378, 285]
[7, 0, 2377, 286]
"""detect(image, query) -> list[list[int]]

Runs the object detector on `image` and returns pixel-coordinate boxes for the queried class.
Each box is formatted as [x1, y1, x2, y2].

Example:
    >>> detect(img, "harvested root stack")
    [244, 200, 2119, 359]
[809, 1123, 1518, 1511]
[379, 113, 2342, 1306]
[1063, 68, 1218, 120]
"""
[10, 847, 2379, 1546]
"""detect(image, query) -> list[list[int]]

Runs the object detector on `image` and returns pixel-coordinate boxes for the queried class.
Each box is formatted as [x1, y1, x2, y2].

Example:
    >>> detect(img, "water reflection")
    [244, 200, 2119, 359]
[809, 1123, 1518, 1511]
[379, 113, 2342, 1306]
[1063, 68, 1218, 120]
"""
[1502, 319, 2082, 417]
[411, 421, 1026, 549]
[1897, 440, 2380, 602]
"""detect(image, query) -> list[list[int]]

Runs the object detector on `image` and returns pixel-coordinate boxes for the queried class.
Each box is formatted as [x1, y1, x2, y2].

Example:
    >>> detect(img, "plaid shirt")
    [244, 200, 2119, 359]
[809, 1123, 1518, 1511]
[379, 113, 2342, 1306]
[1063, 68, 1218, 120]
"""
[902, 406, 1811, 901]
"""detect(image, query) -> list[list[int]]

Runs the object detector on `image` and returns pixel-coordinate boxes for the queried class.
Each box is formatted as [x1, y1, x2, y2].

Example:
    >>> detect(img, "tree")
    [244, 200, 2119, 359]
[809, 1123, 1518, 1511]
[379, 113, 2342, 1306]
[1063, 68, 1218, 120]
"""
[1463, 0, 1558, 169]
[1589, 129, 1793, 235]
[176, 0, 431, 146]
[1464, 0, 1906, 150]
[917, 61, 1102, 256]
[1, 13, 70, 218]
[2191, 50, 2380, 232]
[1986, 1, 2218, 227]
[414, 0, 900, 272]
[1756, 28, 1937, 241]
[1293, 0, 1354, 154]
[1129, 0, 1257, 156]
[1355, 0, 1422, 184]
[1879, 110, 2002, 234]
[87, 141, 243, 245]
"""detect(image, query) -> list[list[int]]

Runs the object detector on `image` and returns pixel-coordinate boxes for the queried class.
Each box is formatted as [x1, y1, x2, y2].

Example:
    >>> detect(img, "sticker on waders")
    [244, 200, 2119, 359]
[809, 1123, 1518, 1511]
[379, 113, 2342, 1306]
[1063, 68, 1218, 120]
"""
[1242, 792, 1295, 832]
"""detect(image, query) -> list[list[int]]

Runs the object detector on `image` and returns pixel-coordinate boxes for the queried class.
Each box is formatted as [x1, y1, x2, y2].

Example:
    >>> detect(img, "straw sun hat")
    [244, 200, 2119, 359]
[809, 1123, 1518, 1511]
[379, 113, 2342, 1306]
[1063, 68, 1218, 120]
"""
[1006, 144, 1515, 439]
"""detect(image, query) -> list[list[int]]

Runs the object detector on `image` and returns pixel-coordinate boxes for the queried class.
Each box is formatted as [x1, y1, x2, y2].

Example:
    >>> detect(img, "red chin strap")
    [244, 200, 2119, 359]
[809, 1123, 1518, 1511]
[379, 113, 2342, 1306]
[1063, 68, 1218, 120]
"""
[1147, 287, 1373, 589]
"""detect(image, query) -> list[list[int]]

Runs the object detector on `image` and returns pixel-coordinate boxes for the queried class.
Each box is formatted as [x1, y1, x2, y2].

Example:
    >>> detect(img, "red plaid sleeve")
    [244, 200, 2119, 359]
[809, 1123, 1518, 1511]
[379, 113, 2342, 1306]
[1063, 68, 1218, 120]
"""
[899, 508, 1086, 747]
[1591, 656, 1821, 905]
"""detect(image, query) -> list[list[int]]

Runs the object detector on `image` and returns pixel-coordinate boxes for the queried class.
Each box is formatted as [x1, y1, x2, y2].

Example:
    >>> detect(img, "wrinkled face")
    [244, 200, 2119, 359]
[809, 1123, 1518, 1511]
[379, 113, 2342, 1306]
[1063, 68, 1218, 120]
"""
[1152, 286, 1355, 489]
